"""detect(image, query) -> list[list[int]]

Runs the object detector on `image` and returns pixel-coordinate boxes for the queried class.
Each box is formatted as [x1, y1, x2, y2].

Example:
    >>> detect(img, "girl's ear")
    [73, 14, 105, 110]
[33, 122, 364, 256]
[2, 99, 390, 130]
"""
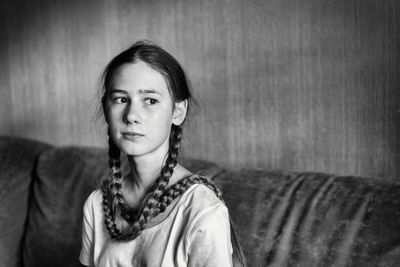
[172, 100, 188, 126]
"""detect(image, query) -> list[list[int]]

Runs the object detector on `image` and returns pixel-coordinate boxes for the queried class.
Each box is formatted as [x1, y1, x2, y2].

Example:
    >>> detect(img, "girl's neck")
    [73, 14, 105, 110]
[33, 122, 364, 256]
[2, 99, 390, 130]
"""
[125, 151, 167, 192]
[121, 152, 192, 210]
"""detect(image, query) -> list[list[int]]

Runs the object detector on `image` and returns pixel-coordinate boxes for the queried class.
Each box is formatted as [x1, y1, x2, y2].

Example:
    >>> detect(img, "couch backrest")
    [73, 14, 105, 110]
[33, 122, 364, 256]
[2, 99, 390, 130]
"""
[0, 137, 51, 267]
[22, 146, 106, 267]
[216, 170, 400, 267]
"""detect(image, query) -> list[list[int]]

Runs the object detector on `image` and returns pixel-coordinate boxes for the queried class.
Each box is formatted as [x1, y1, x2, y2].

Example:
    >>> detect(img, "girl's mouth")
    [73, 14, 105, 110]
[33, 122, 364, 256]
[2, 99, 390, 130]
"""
[122, 132, 144, 141]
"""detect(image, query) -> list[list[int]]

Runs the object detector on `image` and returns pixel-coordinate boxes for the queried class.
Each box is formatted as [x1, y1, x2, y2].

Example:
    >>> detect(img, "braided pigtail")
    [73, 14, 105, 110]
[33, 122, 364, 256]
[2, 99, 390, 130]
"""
[118, 125, 182, 240]
[101, 133, 127, 238]
[158, 175, 222, 211]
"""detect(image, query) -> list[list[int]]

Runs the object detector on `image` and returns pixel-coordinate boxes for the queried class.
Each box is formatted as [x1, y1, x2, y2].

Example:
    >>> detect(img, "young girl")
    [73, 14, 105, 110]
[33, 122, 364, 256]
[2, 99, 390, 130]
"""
[79, 40, 246, 267]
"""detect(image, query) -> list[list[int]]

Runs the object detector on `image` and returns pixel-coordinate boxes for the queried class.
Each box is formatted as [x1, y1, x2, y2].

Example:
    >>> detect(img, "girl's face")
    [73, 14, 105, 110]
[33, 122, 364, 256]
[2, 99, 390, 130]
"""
[104, 61, 187, 158]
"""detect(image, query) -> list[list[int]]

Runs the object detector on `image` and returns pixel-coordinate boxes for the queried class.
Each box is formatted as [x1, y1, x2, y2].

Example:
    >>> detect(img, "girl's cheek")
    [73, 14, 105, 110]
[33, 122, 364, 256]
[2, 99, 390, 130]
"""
[108, 108, 123, 122]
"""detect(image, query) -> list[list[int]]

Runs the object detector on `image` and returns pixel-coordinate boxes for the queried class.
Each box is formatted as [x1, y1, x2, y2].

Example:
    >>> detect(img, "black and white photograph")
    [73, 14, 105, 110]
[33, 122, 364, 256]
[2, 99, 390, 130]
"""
[0, 1, 399, 266]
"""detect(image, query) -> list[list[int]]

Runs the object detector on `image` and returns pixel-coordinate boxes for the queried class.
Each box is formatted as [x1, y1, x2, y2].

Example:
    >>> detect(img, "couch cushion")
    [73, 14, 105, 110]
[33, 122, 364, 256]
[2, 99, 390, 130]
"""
[0, 137, 51, 267]
[23, 146, 224, 267]
[216, 170, 400, 267]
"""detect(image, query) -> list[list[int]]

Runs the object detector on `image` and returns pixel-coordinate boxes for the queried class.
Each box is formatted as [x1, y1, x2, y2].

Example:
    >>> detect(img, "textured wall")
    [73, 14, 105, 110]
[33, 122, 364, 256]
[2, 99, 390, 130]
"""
[1, 0, 399, 180]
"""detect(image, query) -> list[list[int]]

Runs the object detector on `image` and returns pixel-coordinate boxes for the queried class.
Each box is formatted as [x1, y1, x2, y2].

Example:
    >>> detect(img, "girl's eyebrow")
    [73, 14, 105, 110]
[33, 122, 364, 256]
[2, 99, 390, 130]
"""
[108, 88, 161, 95]
[108, 89, 127, 94]
[139, 89, 162, 95]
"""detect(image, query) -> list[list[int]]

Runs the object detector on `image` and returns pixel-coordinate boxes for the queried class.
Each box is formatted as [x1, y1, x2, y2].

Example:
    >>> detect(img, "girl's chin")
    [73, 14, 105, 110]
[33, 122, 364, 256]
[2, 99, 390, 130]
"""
[118, 143, 158, 158]
[115, 142, 145, 156]
[116, 138, 169, 158]
[119, 147, 146, 157]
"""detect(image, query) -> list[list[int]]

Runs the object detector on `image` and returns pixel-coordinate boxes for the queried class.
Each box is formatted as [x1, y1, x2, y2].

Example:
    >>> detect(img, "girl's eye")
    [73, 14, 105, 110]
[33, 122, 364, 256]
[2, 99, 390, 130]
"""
[111, 97, 128, 104]
[144, 98, 159, 105]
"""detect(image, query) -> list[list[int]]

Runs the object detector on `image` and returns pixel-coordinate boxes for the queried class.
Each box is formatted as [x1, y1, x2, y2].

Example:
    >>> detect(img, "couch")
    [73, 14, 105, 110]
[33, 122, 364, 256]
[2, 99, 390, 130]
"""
[1, 136, 400, 267]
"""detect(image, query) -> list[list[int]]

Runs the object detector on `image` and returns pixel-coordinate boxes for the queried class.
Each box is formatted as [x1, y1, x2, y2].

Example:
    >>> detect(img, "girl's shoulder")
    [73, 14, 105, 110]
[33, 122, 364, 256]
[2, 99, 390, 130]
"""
[177, 177, 228, 219]
[183, 183, 224, 206]
[86, 189, 102, 202]
[177, 180, 231, 247]
[82, 189, 103, 212]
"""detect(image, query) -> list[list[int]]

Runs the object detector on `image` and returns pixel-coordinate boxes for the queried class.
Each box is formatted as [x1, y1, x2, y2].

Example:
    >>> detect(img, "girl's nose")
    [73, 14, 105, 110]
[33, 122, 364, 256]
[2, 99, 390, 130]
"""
[123, 102, 141, 124]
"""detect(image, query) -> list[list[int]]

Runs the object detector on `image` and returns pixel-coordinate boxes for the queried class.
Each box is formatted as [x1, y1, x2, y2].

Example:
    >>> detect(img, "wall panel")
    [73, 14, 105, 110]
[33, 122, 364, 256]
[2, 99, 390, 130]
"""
[0, 0, 399, 180]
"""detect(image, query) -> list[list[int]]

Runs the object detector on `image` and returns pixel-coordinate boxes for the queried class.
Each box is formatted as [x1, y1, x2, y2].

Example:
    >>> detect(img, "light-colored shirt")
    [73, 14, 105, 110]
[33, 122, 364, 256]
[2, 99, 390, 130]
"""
[79, 184, 233, 267]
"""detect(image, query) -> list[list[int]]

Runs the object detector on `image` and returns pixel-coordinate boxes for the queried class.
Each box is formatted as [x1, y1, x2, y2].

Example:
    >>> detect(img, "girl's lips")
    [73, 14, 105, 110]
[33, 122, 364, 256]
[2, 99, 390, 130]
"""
[122, 132, 144, 136]
[122, 132, 144, 141]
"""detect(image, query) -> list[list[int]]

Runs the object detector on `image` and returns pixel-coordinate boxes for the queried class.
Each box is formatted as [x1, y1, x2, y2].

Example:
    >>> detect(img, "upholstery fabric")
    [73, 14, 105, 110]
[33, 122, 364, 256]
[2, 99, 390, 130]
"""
[22, 146, 224, 267]
[0, 137, 51, 267]
[216, 170, 400, 267]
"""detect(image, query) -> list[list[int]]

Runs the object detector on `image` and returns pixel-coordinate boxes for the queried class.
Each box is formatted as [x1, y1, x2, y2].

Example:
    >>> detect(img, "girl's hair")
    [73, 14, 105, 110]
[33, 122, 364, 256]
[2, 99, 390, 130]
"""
[100, 40, 246, 266]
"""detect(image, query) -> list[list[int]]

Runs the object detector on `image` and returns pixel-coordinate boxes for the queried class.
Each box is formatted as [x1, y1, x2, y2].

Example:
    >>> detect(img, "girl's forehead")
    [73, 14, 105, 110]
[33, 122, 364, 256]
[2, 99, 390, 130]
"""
[110, 62, 171, 96]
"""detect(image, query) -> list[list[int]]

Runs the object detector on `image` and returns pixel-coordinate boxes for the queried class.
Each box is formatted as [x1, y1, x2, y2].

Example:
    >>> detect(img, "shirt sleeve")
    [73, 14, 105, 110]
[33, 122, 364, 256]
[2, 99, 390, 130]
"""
[79, 192, 95, 266]
[186, 204, 233, 267]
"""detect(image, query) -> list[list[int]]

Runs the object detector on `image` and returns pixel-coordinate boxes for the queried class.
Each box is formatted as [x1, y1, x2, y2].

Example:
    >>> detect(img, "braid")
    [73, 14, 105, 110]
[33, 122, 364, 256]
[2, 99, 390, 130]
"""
[103, 125, 182, 240]
[158, 175, 223, 212]
[100, 128, 245, 265]
[102, 133, 125, 238]
[125, 125, 182, 239]
[102, 126, 230, 244]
